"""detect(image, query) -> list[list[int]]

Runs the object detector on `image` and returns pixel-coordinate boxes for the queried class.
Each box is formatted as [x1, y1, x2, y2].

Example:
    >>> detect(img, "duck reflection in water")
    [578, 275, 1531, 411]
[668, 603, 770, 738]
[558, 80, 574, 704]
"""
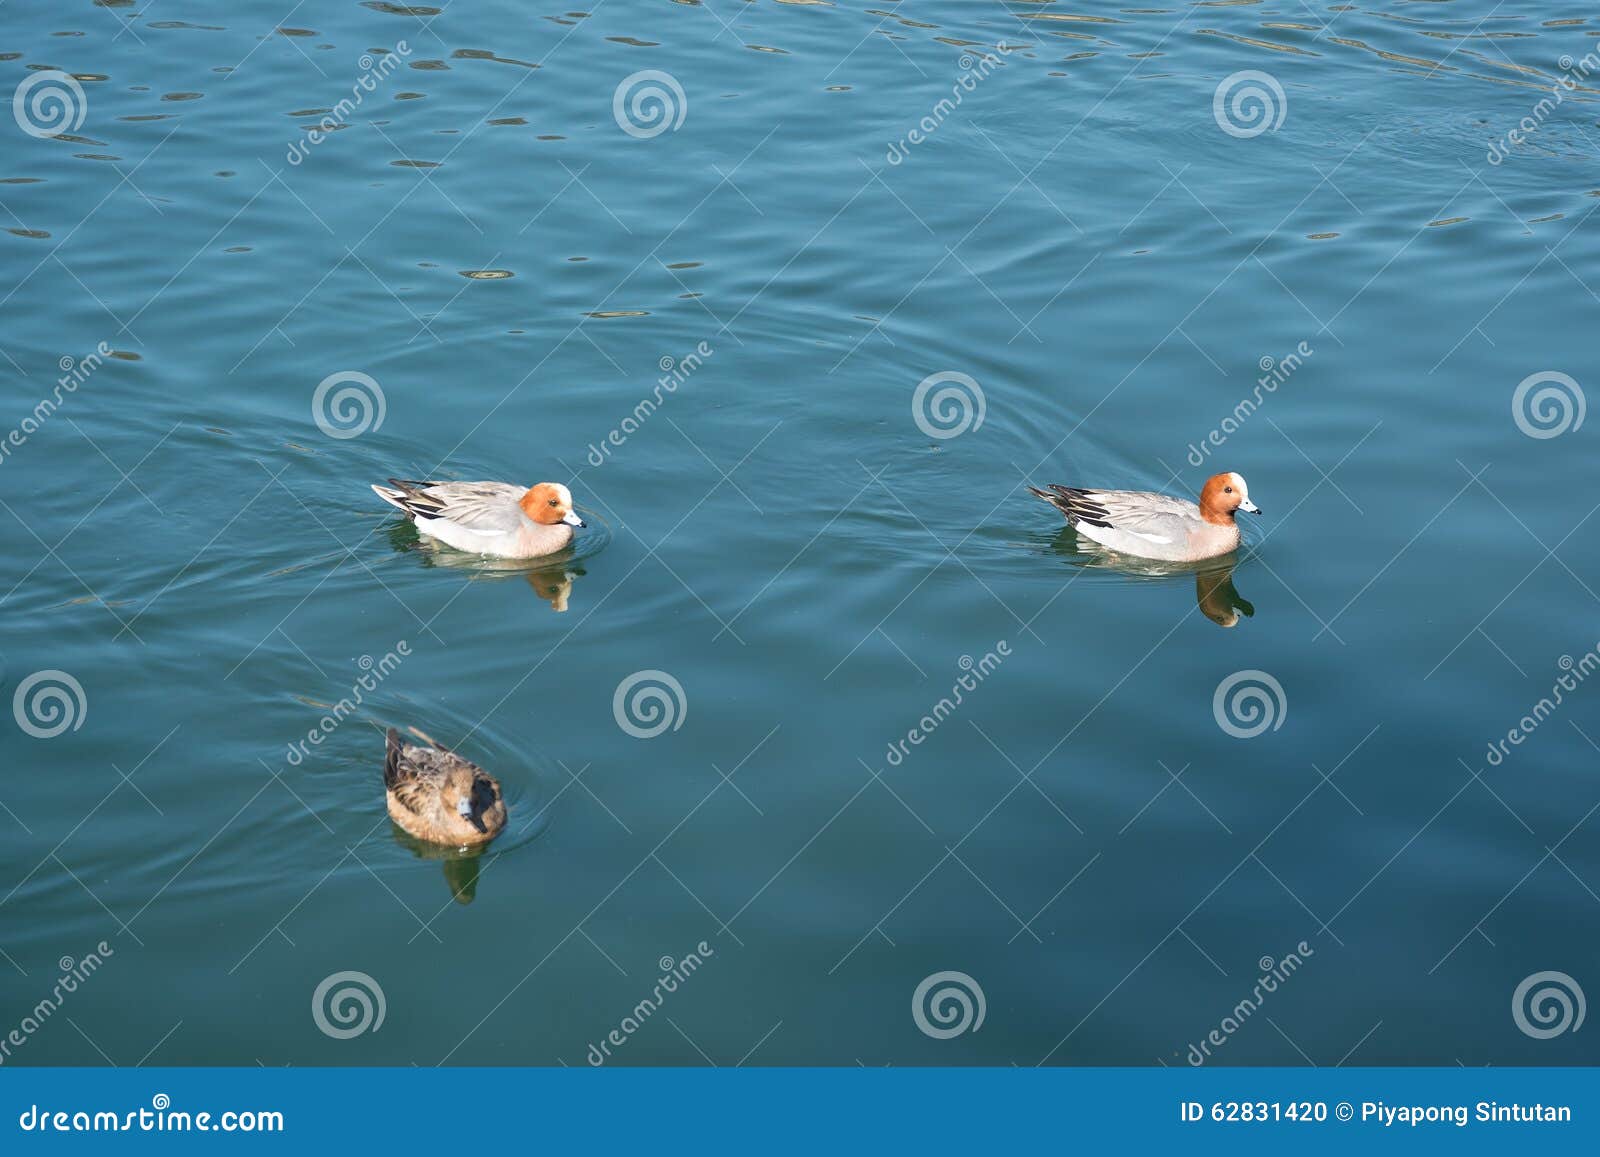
[390, 826, 488, 906]
[1194, 560, 1254, 628]
[386, 519, 583, 613]
[1046, 527, 1254, 628]
[524, 566, 577, 612]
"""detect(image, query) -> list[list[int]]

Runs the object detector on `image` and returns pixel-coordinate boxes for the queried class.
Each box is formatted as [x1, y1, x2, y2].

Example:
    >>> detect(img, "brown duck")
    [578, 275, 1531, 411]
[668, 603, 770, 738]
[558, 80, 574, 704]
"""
[384, 728, 507, 847]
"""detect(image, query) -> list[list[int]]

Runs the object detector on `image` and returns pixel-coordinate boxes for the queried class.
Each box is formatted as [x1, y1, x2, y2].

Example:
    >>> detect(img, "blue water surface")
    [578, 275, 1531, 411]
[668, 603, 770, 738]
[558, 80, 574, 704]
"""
[1, 0, 1597, 1067]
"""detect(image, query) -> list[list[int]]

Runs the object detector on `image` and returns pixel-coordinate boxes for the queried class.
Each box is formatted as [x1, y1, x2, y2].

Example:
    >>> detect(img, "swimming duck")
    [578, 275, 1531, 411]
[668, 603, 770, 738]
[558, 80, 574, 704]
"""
[372, 478, 585, 558]
[1028, 471, 1261, 562]
[383, 727, 507, 847]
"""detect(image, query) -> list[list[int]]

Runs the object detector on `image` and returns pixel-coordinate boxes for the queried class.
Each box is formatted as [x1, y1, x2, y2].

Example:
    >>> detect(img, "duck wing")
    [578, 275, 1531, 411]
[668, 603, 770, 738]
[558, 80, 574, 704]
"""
[378, 479, 528, 533]
[1030, 485, 1200, 544]
[384, 727, 442, 817]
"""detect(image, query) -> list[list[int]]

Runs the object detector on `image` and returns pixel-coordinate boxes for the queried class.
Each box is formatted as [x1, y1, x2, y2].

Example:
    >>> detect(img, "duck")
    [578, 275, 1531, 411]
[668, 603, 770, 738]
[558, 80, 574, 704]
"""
[1028, 471, 1261, 562]
[383, 727, 507, 847]
[372, 478, 585, 559]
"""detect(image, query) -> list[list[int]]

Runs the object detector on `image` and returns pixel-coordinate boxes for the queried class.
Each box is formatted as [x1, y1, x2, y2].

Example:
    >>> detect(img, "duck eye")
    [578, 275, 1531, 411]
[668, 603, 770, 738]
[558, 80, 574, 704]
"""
[548, 498, 559, 507]
[1224, 486, 1233, 493]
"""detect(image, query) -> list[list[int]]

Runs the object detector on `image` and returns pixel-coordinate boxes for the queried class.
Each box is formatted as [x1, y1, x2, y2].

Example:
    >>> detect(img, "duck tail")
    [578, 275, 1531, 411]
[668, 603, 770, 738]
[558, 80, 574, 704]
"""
[1028, 483, 1078, 524]
[372, 479, 446, 521]
[371, 483, 415, 518]
[383, 727, 403, 788]
[1028, 484, 1111, 529]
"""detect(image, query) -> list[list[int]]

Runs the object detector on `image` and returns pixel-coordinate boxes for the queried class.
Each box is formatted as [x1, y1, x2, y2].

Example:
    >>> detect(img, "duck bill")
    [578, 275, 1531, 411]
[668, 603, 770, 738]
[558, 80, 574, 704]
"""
[562, 512, 587, 528]
[1239, 499, 1261, 515]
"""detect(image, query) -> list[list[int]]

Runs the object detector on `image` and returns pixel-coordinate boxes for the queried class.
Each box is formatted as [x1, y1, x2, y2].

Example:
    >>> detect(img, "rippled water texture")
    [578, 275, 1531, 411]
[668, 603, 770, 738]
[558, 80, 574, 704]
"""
[2, 1, 1597, 1066]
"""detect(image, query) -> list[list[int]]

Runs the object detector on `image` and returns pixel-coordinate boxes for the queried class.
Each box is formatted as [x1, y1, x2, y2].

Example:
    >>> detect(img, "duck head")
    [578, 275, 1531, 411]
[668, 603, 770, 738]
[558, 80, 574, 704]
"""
[447, 771, 501, 835]
[1199, 472, 1260, 525]
[520, 482, 586, 528]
